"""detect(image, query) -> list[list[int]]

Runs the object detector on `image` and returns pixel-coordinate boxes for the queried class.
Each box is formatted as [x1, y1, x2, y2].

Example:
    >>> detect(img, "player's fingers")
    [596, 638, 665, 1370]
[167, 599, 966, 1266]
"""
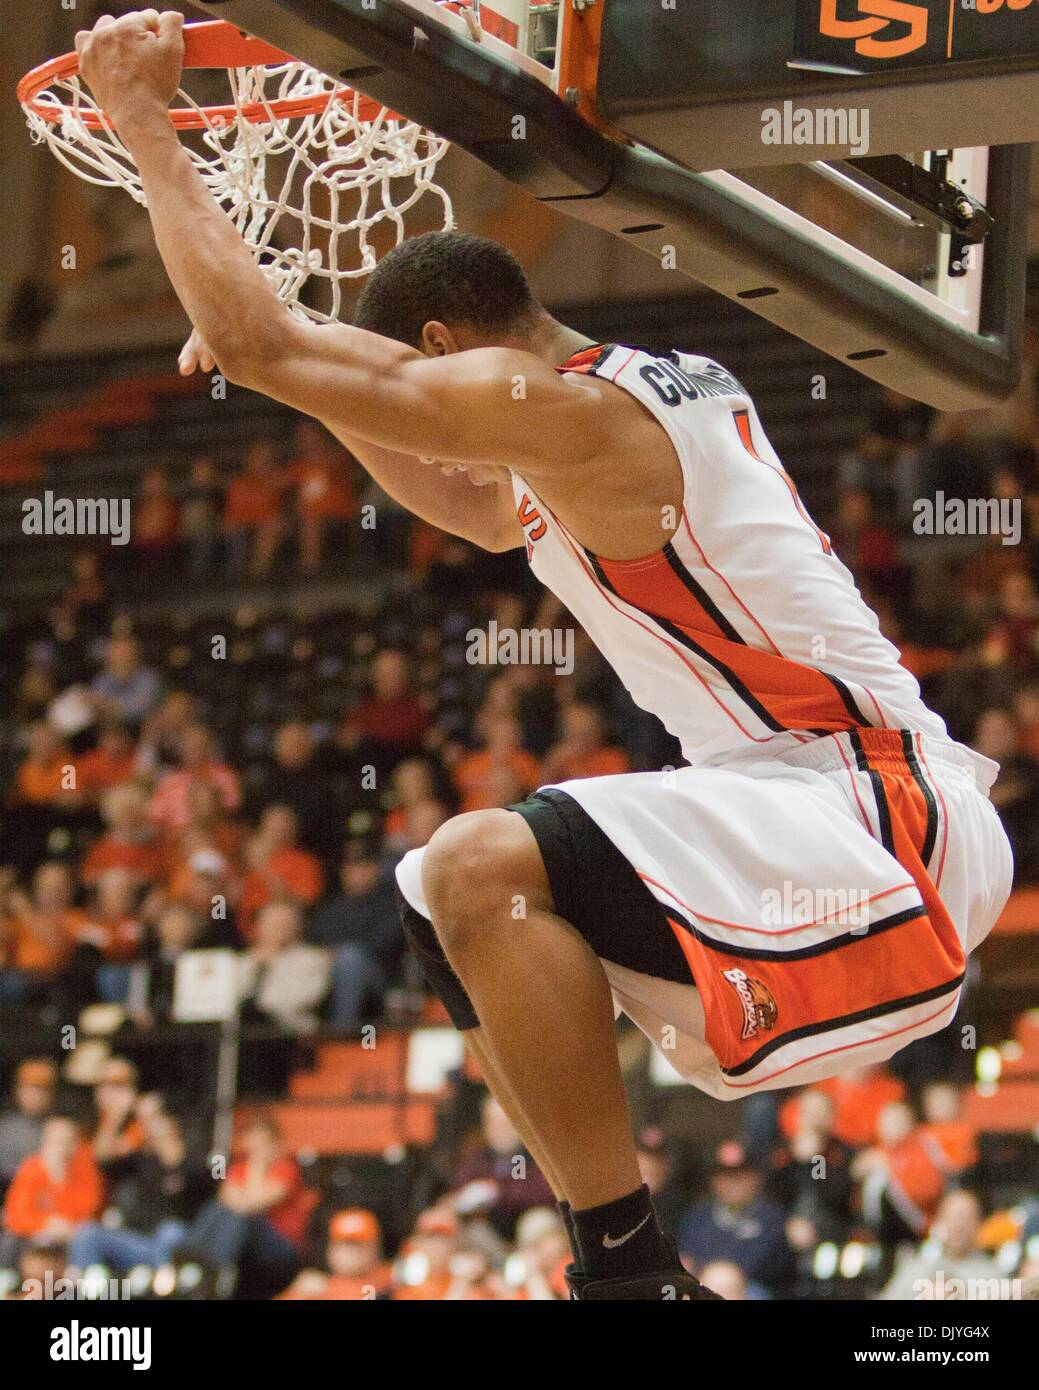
[137, 10, 161, 33]
[159, 11, 185, 35]
[93, 14, 116, 30]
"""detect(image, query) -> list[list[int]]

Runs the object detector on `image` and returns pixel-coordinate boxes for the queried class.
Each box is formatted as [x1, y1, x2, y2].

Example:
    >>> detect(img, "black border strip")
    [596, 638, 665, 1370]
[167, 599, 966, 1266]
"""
[901, 730, 940, 869]
[665, 900, 928, 965]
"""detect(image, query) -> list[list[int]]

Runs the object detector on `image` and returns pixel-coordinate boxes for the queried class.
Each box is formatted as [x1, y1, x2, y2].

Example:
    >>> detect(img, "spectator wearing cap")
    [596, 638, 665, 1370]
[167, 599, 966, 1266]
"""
[306, 839, 404, 1028]
[677, 1141, 794, 1297]
[1, 1117, 103, 1264]
[392, 1207, 460, 1301]
[879, 1190, 1001, 1300]
[67, 1107, 211, 1275]
[148, 724, 241, 836]
[0, 1060, 57, 1194]
[279, 1208, 391, 1300]
[239, 806, 322, 942]
[449, 1096, 555, 1241]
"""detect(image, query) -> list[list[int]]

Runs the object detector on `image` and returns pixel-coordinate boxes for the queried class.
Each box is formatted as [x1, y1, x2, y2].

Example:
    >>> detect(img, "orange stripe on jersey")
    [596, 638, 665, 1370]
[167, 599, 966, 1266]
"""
[555, 344, 612, 376]
[591, 545, 869, 738]
[733, 408, 763, 461]
[733, 409, 833, 555]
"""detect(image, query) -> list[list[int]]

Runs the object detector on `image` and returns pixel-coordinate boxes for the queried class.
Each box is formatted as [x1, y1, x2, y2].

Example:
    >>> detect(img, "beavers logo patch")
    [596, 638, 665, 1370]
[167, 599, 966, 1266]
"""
[722, 968, 778, 1041]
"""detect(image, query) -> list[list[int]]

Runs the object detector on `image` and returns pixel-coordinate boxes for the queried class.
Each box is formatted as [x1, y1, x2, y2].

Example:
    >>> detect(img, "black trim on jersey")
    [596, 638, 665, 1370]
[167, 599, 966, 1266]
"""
[664, 898, 928, 965]
[901, 729, 940, 869]
[823, 673, 871, 728]
[584, 547, 787, 735]
[660, 542, 745, 644]
[850, 729, 896, 856]
[721, 973, 965, 1078]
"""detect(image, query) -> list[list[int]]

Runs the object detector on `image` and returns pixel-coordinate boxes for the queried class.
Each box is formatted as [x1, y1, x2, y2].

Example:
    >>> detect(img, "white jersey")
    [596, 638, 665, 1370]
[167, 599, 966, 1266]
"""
[510, 343, 987, 779]
[397, 350, 1012, 1100]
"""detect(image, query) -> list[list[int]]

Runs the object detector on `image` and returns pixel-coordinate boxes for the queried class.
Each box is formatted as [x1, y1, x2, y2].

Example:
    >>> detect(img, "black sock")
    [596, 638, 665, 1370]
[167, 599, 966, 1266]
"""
[558, 1201, 579, 1266]
[572, 1185, 672, 1280]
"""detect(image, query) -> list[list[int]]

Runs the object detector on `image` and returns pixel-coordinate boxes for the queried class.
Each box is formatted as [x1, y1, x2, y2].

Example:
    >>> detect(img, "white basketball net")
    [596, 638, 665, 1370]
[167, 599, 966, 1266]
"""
[22, 60, 454, 324]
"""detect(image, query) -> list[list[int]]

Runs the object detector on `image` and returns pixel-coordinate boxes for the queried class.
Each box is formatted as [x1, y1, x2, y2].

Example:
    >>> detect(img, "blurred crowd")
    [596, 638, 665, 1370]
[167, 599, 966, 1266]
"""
[1, 320, 1038, 1299]
[1, 1055, 1037, 1300]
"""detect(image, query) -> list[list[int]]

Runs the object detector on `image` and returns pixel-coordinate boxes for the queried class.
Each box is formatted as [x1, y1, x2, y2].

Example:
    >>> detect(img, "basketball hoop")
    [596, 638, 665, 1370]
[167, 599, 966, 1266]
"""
[17, 18, 455, 324]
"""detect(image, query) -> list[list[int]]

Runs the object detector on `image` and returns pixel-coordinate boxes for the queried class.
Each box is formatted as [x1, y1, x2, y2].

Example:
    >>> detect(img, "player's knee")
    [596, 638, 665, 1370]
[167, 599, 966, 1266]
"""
[421, 809, 544, 955]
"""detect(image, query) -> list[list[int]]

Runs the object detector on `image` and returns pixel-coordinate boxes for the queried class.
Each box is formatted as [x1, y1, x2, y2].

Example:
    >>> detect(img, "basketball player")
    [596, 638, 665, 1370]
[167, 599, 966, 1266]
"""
[79, 12, 1013, 1300]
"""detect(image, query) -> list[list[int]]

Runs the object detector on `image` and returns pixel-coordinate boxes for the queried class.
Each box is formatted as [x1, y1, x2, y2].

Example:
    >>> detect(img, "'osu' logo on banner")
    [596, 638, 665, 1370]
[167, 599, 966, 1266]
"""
[817, 0, 929, 59]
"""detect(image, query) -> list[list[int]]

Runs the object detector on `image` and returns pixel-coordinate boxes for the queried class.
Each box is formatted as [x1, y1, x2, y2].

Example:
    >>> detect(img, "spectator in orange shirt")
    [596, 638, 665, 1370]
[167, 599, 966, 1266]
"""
[238, 805, 323, 941]
[0, 863, 86, 1005]
[453, 716, 541, 813]
[224, 438, 287, 579]
[1, 1116, 103, 1256]
[541, 702, 629, 782]
[76, 868, 144, 1003]
[780, 1066, 907, 1148]
[163, 779, 242, 885]
[76, 723, 138, 801]
[287, 419, 358, 573]
[279, 1208, 392, 1300]
[81, 783, 165, 889]
[918, 1081, 978, 1179]
[131, 468, 179, 567]
[854, 1100, 947, 1243]
[13, 722, 79, 809]
[149, 724, 242, 835]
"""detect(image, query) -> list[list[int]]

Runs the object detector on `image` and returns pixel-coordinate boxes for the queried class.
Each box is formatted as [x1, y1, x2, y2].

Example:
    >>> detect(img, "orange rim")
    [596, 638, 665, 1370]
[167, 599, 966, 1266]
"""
[17, 18, 392, 131]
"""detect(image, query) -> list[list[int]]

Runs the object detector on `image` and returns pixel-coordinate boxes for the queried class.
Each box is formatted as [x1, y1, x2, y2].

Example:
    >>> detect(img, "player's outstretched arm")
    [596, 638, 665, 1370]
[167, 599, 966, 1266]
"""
[179, 330, 521, 552]
[79, 15, 605, 478]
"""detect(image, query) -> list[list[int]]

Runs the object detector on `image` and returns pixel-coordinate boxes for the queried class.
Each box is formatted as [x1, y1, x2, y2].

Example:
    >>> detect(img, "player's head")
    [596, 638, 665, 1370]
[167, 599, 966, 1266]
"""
[353, 231, 544, 354]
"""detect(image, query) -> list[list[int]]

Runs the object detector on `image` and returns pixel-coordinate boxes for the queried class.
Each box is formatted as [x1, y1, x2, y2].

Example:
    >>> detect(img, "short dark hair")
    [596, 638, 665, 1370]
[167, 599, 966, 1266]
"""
[353, 231, 540, 347]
